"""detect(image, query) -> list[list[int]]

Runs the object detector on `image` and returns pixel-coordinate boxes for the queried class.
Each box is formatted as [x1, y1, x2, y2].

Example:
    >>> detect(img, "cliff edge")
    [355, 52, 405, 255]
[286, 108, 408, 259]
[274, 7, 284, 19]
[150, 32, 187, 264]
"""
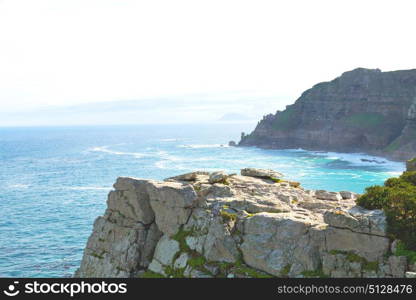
[239, 68, 416, 161]
[75, 169, 416, 278]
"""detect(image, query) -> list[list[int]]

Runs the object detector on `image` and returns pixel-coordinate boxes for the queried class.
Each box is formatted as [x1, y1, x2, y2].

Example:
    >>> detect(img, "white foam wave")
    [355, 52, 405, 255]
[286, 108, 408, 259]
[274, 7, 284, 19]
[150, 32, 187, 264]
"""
[312, 151, 404, 169]
[284, 148, 306, 152]
[156, 151, 183, 162]
[89, 146, 146, 158]
[385, 171, 403, 177]
[178, 144, 229, 149]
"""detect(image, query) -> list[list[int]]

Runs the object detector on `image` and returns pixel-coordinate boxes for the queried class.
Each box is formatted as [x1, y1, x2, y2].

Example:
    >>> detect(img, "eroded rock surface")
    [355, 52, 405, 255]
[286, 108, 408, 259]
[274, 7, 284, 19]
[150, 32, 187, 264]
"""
[239, 68, 416, 161]
[76, 168, 411, 278]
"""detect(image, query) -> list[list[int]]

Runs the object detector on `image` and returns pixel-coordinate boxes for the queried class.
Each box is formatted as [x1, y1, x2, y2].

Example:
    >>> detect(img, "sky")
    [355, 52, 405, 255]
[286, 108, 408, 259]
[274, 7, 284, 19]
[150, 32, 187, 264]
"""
[0, 0, 415, 126]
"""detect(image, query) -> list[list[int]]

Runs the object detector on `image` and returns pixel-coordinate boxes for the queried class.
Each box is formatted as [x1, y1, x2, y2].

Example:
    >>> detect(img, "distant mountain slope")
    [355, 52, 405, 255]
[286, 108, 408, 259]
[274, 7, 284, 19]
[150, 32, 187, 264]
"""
[239, 68, 416, 161]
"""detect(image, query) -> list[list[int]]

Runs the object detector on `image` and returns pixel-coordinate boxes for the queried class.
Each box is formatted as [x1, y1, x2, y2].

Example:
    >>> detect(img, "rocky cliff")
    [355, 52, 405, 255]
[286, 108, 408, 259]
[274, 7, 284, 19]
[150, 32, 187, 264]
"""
[239, 68, 416, 161]
[75, 169, 416, 278]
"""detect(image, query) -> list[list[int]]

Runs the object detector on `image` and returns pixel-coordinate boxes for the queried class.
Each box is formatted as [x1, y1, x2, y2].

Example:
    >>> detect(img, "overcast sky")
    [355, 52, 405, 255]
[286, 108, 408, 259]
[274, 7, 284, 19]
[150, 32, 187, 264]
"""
[0, 0, 415, 125]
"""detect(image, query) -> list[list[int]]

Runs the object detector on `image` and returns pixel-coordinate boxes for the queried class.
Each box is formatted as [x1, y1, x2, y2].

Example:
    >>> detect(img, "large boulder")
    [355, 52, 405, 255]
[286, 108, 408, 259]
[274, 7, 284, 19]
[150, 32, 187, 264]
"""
[388, 256, 408, 277]
[324, 227, 389, 261]
[208, 171, 228, 184]
[76, 183, 163, 277]
[324, 206, 387, 236]
[240, 168, 283, 179]
[241, 213, 321, 276]
[315, 190, 343, 201]
[148, 235, 180, 275]
[146, 181, 198, 237]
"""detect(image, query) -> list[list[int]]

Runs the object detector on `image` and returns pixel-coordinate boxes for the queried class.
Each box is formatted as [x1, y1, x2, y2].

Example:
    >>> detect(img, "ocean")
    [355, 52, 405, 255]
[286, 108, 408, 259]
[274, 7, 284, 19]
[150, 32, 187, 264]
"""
[0, 123, 404, 277]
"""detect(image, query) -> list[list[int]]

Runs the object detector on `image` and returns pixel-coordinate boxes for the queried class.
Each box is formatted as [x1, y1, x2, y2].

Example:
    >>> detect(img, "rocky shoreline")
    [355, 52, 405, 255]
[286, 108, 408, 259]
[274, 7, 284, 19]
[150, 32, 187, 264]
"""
[75, 168, 416, 278]
[238, 68, 416, 162]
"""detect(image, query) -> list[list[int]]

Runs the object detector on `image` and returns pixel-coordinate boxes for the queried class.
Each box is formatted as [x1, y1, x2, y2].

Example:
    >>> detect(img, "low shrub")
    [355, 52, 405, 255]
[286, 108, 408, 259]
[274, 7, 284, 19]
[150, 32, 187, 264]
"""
[395, 241, 416, 264]
[356, 171, 416, 250]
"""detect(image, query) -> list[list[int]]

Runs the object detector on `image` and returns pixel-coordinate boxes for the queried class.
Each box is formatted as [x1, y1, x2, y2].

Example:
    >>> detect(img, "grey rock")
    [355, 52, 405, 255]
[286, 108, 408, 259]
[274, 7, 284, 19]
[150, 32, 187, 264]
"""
[325, 226, 389, 261]
[241, 212, 320, 276]
[388, 256, 408, 277]
[204, 264, 220, 276]
[324, 206, 387, 236]
[76, 180, 163, 278]
[165, 171, 209, 182]
[110, 177, 155, 224]
[151, 235, 180, 266]
[240, 168, 283, 179]
[76, 169, 400, 278]
[174, 253, 189, 269]
[339, 191, 357, 200]
[190, 269, 213, 278]
[203, 217, 240, 263]
[209, 171, 228, 184]
[147, 181, 197, 236]
[148, 259, 165, 275]
[391, 239, 399, 253]
[315, 190, 342, 201]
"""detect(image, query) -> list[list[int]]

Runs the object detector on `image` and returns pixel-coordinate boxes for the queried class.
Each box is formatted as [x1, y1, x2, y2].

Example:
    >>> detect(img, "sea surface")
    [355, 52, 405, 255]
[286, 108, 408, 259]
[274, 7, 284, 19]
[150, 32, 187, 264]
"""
[0, 124, 405, 277]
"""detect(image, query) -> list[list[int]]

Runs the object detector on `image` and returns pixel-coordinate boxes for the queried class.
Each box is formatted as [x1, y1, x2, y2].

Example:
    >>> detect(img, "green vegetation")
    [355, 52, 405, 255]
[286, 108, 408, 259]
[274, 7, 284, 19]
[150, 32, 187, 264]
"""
[269, 177, 300, 188]
[385, 140, 401, 152]
[172, 227, 193, 253]
[188, 255, 206, 269]
[394, 241, 416, 264]
[272, 108, 296, 130]
[329, 250, 379, 272]
[219, 178, 230, 185]
[139, 271, 165, 278]
[280, 264, 291, 277]
[90, 251, 106, 259]
[234, 265, 273, 278]
[344, 113, 385, 129]
[301, 269, 329, 278]
[193, 184, 201, 192]
[204, 258, 273, 278]
[363, 261, 379, 272]
[329, 250, 364, 263]
[288, 181, 301, 188]
[356, 171, 416, 250]
[164, 266, 185, 278]
[220, 210, 237, 222]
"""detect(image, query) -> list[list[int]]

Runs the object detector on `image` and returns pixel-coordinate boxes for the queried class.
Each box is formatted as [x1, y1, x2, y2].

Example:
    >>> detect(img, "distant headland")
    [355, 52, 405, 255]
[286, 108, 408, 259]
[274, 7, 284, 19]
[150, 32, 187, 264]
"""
[238, 68, 416, 161]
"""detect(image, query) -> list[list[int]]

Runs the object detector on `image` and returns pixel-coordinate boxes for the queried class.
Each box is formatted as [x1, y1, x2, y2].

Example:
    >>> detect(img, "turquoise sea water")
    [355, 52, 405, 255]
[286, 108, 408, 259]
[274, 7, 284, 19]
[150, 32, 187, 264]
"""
[0, 124, 405, 277]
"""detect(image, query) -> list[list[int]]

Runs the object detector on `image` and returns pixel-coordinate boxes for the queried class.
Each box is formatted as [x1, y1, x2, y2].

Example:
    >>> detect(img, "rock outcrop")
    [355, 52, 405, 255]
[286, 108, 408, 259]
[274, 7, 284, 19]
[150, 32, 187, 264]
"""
[75, 169, 414, 278]
[407, 158, 416, 171]
[239, 68, 416, 161]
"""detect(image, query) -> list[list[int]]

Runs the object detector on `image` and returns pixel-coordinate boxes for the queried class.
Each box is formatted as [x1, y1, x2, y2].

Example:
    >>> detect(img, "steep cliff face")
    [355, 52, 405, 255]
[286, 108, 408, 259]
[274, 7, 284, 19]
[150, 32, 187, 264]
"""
[75, 169, 416, 278]
[239, 68, 416, 161]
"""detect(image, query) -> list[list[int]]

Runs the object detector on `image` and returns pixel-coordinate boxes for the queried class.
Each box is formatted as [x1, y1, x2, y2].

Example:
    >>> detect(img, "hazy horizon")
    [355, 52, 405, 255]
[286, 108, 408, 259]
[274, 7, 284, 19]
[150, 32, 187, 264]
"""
[1, 0, 416, 126]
